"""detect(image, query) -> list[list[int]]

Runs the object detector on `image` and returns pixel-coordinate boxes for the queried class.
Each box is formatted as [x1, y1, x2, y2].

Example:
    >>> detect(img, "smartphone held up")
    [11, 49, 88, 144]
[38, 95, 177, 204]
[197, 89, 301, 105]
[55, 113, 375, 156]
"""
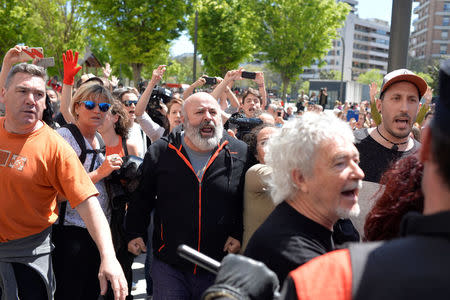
[203, 76, 217, 85]
[19, 47, 44, 61]
[241, 71, 256, 80]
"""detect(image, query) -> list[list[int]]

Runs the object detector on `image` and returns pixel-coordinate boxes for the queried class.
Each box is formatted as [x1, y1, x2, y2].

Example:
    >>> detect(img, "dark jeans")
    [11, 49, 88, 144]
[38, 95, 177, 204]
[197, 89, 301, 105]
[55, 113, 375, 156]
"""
[151, 257, 215, 300]
[52, 225, 100, 300]
[144, 211, 154, 296]
[9, 263, 48, 300]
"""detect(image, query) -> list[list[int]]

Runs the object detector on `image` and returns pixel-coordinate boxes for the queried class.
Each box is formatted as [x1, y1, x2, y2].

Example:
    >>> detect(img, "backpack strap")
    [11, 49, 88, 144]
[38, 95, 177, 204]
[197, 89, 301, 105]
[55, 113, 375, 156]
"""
[58, 124, 105, 225]
[348, 241, 384, 298]
[95, 131, 106, 156]
[121, 136, 129, 157]
[63, 123, 88, 164]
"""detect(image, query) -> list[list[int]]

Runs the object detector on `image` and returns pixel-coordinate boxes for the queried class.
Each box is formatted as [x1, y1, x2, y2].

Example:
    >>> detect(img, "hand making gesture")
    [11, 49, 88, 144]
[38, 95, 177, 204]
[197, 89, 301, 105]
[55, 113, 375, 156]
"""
[62, 49, 82, 86]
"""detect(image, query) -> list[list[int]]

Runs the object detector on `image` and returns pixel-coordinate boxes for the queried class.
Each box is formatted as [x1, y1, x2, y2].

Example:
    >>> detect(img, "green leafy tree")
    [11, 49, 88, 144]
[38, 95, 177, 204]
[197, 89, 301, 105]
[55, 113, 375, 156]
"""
[20, 0, 88, 78]
[417, 72, 433, 88]
[425, 61, 440, 93]
[256, 0, 350, 100]
[85, 0, 190, 86]
[300, 81, 310, 95]
[164, 55, 203, 84]
[357, 69, 383, 87]
[319, 69, 342, 80]
[188, 0, 259, 76]
[0, 0, 28, 59]
[0, 0, 86, 78]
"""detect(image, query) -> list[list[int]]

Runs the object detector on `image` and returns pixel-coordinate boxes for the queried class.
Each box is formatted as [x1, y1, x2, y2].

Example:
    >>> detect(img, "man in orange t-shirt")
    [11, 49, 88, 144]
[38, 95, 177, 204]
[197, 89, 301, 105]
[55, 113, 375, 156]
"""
[0, 57, 127, 300]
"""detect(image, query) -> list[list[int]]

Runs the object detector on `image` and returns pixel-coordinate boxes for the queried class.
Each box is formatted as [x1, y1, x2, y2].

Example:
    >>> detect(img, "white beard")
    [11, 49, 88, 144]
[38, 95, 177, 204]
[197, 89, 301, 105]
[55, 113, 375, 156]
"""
[184, 119, 223, 151]
[336, 203, 361, 219]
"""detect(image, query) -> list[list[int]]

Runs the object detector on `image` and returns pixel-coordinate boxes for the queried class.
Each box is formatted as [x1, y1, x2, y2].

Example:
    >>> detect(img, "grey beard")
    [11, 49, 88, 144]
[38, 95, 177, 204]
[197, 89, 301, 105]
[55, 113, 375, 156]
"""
[185, 121, 223, 151]
[336, 203, 361, 219]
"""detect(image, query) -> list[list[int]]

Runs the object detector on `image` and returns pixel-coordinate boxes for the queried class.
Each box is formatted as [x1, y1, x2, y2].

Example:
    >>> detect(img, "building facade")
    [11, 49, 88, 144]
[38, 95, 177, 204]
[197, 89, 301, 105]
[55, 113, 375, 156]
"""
[302, 0, 390, 81]
[409, 0, 450, 64]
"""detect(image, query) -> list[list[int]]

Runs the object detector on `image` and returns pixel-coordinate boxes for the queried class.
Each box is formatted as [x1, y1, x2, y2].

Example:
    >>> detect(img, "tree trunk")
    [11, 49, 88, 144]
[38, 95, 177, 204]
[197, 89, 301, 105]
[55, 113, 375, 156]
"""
[281, 76, 289, 101]
[131, 63, 143, 87]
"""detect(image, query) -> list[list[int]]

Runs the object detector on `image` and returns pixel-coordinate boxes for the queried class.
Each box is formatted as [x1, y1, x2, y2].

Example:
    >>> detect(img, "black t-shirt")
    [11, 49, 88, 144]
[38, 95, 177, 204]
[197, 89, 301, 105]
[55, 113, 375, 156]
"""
[244, 201, 334, 283]
[354, 128, 420, 183]
[350, 128, 421, 236]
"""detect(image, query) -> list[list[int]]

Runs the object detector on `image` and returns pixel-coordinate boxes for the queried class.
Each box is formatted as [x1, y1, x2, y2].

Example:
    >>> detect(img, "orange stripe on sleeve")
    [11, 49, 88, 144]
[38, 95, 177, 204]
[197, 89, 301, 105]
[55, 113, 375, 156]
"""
[289, 249, 352, 300]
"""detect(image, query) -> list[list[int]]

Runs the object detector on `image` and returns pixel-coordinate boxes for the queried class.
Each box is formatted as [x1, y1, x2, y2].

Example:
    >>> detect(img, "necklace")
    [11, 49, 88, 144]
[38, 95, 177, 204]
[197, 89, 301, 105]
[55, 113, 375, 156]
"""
[376, 126, 408, 151]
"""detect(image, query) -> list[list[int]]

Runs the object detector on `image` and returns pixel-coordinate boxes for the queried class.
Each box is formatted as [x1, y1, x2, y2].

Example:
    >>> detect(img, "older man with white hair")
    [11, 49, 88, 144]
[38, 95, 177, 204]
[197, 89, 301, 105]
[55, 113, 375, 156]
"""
[244, 112, 364, 283]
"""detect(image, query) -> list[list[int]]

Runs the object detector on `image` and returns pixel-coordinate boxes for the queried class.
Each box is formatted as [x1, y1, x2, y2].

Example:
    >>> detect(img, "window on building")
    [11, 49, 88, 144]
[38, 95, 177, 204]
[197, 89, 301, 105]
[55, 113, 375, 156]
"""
[337, 50, 340, 55]
[440, 45, 447, 55]
[444, 2, 450, 12]
[442, 31, 449, 40]
[443, 17, 450, 26]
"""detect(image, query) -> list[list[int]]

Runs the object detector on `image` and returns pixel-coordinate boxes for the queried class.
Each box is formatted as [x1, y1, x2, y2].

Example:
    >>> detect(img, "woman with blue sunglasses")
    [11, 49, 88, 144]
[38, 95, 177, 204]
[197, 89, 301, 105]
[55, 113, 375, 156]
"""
[53, 81, 126, 300]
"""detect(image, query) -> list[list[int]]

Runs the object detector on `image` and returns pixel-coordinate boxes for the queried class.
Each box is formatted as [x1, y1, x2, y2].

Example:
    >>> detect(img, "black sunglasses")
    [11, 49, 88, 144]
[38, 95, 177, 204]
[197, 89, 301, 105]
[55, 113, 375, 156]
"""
[80, 100, 111, 112]
[123, 100, 138, 107]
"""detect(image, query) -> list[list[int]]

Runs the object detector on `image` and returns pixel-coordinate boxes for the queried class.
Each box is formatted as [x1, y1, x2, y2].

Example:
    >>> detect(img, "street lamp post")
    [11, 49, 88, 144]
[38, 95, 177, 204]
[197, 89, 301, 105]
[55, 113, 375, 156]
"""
[388, 0, 413, 72]
[193, 10, 198, 82]
[339, 36, 345, 102]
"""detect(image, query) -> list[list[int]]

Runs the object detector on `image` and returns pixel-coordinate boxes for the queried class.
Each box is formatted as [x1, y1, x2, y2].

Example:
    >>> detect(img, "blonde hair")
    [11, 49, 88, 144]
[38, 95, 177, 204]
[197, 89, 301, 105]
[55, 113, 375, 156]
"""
[70, 82, 114, 119]
[167, 98, 184, 114]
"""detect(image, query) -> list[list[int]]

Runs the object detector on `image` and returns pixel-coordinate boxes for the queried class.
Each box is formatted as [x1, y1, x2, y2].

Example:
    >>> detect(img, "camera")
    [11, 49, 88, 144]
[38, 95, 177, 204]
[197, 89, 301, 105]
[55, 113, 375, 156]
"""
[151, 86, 173, 104]
[228, 117, 263, 139]
[106, 155, 144, 210]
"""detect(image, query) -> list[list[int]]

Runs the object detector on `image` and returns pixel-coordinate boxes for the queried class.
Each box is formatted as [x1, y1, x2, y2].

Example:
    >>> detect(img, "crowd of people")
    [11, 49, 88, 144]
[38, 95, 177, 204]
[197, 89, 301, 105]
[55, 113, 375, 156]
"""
[0, 44, 448, 300]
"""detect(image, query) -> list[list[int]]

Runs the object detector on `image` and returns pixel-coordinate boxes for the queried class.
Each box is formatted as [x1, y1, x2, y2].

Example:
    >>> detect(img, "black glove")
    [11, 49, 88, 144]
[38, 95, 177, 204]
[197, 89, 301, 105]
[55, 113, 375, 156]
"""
[202, 254, 279, 300]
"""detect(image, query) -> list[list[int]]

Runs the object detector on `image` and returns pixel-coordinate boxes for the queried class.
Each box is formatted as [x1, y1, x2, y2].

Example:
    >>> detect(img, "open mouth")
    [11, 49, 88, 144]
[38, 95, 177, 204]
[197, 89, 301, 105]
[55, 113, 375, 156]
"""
[394, 117, 409, 129]
[341, 181, 362, 200]
[200, 125, 215, 136]
[341, 189, 357, 198]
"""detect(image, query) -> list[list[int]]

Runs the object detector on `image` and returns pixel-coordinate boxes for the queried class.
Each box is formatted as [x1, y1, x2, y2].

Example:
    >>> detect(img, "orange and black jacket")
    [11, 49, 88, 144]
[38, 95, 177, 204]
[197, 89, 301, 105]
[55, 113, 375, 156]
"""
[125, 127, 250, 273]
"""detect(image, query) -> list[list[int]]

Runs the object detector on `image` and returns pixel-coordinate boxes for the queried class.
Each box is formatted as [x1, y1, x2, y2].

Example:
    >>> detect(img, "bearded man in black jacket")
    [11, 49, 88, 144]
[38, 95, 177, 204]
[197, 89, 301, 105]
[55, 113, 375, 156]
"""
[125, 92, 249, 300]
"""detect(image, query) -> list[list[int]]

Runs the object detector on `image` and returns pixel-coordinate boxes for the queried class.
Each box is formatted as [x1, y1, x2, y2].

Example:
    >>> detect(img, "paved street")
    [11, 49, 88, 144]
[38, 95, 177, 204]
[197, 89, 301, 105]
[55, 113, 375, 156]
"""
[131, 254, 148, 299]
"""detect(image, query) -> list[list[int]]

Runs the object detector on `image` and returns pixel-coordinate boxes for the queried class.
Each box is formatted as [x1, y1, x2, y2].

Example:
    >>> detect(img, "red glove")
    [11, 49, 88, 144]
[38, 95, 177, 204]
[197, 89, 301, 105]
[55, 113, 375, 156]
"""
[62, 49, 82, 86]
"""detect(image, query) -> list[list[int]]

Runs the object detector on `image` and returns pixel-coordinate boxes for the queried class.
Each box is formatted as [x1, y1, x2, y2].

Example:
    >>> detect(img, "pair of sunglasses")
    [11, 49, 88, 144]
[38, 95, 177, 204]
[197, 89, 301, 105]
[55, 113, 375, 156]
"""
[80, 100, 111, 112]
[123, 100, 138, 107]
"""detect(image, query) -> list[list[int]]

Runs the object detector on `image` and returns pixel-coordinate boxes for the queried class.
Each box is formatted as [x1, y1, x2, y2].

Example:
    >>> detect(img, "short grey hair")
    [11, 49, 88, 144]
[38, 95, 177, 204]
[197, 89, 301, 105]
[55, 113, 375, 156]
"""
[265, 112, 355, 205]
[5, 63, 46, 89]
